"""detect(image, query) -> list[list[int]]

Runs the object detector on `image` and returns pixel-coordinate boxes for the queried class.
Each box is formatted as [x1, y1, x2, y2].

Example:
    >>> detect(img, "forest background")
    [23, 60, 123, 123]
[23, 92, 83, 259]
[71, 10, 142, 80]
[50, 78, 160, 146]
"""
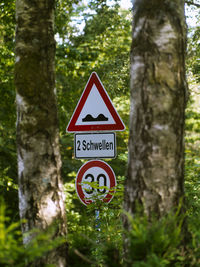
[0, 0, 200, 266]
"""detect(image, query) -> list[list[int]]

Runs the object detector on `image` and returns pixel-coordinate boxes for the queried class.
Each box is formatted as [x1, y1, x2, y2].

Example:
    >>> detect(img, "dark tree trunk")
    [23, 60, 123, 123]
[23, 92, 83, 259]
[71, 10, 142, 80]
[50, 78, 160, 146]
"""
[124, 0, 187, 223]
[15, 1, 67, 266]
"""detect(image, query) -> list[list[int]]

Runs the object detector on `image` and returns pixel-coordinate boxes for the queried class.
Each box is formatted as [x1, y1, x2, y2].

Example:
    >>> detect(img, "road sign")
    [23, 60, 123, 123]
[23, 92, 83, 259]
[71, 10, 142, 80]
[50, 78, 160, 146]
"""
[74, 132, 116, 159]
[75, 160, 116, 205]
[67, 72, 125, 132]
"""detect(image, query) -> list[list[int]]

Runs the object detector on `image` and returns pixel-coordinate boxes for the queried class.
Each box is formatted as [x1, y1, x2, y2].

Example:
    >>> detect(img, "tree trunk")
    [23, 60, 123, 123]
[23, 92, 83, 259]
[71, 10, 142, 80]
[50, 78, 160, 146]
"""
[124, 0, 187, 221]
[15, 1, 67, 266]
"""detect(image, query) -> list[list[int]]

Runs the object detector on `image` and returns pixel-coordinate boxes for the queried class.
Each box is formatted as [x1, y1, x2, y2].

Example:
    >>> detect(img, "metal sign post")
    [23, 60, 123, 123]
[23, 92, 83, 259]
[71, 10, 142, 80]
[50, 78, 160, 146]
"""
[95, 209, 101, 232]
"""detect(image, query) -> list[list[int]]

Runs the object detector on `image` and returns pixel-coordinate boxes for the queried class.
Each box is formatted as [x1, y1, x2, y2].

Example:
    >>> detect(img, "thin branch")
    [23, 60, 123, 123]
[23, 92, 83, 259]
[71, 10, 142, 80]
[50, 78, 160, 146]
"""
[185, 0, 200, 8]
[74, 249, 95, 264]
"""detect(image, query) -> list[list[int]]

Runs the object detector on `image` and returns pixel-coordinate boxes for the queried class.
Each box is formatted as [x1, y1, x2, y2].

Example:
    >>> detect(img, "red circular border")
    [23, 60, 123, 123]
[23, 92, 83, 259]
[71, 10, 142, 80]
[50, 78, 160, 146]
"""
[76, 160, 116, 205]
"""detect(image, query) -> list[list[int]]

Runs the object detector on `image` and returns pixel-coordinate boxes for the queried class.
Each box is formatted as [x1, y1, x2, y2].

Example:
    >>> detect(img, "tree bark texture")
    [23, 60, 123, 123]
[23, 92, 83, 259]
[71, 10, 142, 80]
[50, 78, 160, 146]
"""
[124, 0, 187, 220]
[15, 1, 67, 266]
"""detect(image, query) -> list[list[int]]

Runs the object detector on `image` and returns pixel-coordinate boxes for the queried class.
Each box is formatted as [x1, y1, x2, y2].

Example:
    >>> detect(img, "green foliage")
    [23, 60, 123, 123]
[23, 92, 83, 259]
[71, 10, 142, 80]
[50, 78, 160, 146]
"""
[184, 90, 200, 267]
[67, 203, 123, 266]
[55, 0, 80, 41]
[0, 200, 23, 266]
[185, 7, 200, 252]
[187, 19, 200, 83]
[124, 208, 186, 266]
[0, 0, 18, 216]
[0, 198, 66, 267]
[65, 173, 124, 266]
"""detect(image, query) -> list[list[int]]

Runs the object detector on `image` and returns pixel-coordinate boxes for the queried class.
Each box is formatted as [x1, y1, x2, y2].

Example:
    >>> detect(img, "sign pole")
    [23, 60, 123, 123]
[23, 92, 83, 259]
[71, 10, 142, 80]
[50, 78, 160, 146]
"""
[95, 209, 101, 252]
[95, 209, 100, 232]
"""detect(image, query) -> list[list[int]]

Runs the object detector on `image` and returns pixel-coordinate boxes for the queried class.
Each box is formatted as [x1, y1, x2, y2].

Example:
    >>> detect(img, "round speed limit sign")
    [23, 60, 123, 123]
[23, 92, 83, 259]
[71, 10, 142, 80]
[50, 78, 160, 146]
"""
[75, 160, 116, 205]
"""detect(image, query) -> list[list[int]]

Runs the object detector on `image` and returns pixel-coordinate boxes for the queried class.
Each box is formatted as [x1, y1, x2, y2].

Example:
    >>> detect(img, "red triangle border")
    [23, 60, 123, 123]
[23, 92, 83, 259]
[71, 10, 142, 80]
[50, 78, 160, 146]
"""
[67, 72, 125, 132]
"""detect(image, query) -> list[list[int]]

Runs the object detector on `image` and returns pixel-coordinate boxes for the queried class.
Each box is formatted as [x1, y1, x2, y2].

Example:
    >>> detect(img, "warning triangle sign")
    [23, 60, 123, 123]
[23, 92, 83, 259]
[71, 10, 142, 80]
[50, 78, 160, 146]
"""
[67, 72, 125, 132]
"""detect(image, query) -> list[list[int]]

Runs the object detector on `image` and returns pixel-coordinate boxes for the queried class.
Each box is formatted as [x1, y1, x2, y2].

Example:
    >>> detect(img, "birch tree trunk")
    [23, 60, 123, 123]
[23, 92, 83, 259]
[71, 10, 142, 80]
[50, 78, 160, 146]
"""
[124, 0, 187, 221]
[15, 1, 67, 266]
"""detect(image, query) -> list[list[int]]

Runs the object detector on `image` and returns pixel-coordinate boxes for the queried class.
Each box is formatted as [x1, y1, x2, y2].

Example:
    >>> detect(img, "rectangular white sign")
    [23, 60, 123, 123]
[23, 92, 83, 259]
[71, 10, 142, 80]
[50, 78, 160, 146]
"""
[74, 132, 116, 159]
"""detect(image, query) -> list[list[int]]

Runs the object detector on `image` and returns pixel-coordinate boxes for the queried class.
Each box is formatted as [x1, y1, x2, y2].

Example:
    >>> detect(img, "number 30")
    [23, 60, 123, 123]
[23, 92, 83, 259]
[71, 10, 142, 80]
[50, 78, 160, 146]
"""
[84, 173, 107, 194]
